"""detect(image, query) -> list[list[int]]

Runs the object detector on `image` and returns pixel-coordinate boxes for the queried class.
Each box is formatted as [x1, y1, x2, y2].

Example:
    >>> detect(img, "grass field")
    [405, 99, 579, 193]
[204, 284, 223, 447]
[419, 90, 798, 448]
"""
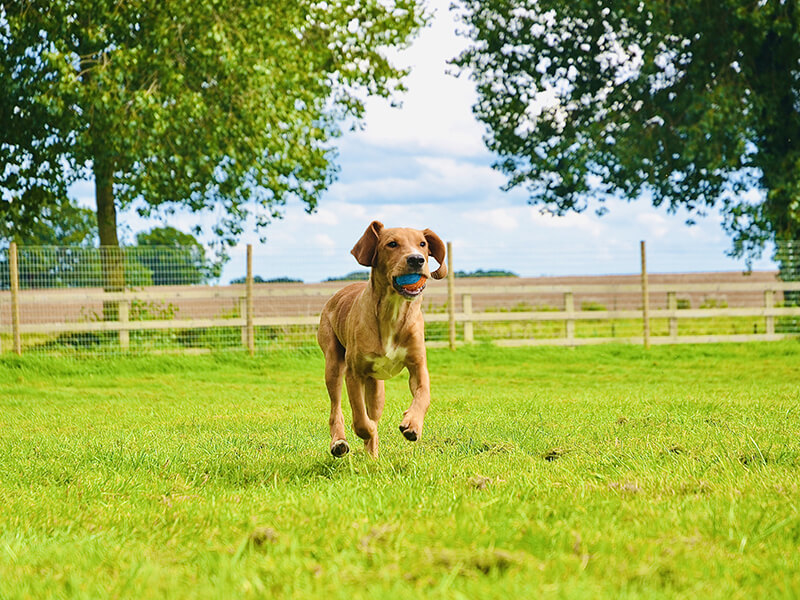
[1, 342, 799, 598]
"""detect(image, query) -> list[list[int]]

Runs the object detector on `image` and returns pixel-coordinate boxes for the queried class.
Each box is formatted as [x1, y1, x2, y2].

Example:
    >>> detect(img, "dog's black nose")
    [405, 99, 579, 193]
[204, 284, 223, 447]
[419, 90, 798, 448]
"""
[407, 254, 425, 269]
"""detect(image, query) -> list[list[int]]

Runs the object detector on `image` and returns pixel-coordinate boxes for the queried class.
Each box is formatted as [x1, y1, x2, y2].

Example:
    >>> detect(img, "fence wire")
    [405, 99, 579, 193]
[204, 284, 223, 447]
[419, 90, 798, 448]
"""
[1, 242, 799, 356]
[0, 246, 241, 355]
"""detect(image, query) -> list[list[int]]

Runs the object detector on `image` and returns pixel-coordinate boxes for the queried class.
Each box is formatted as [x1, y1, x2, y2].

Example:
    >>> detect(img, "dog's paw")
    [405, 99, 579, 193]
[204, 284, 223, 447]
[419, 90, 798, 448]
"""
[330, 439, 350, 458]
[398, 421, 420, 442]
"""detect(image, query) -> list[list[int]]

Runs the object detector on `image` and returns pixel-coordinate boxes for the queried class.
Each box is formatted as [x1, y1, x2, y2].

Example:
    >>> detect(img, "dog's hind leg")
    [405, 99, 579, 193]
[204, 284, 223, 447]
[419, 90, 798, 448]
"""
[346, 370, 379, 458]
[365, 377, 385, 423]
[318, 318, 349, 457]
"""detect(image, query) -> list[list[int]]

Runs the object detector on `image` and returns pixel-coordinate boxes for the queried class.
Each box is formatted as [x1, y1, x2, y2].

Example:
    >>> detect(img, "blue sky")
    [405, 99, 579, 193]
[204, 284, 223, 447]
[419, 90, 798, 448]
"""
[72, 0, 776, 283]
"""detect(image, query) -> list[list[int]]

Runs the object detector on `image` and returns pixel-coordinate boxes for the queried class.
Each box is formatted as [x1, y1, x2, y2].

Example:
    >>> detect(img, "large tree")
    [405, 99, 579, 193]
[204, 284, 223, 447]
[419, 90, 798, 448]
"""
[453, 0, 800, 260]
[1, 0, 425, 288]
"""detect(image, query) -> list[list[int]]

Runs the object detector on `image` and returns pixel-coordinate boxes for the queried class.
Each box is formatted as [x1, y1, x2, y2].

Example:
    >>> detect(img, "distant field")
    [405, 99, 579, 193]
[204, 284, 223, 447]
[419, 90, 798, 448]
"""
[1, 342, 799, 598]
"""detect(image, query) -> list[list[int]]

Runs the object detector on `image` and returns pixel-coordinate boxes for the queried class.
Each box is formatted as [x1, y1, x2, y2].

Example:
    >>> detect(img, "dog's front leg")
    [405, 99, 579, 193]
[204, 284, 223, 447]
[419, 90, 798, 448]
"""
[399, 357, 431, 442]
[345, 369, 380, 458]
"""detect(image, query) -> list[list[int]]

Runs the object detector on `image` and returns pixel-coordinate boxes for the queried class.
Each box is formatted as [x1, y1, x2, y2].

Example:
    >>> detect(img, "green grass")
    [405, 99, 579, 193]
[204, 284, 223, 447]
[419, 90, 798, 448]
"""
[1, 342, 799, 598]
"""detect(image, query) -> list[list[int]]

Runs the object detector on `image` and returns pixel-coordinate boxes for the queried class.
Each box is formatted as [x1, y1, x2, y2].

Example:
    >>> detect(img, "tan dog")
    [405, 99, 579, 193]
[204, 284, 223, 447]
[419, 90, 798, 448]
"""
[317, 221, 447, 458]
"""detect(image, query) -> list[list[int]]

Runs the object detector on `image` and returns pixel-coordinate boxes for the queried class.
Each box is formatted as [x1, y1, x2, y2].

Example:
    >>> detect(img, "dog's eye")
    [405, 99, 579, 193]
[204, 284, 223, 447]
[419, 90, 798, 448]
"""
[420, 241, 426, 248]
[387, 241, 398, 248]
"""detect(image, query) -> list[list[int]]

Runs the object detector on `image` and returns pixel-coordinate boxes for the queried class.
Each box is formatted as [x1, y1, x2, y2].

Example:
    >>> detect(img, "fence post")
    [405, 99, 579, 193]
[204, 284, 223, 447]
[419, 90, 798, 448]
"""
[764, 289, 774, 335]
[564, 291, 575, 344]
[118, 298, 130, 350]
[246, 244, 255, 356]
[640, 241, 650, 349]
[9, 242, 21, 356]
[462, 293, 474, 343]
[667, 291, 678, 338]
[447, 242, 456, 350]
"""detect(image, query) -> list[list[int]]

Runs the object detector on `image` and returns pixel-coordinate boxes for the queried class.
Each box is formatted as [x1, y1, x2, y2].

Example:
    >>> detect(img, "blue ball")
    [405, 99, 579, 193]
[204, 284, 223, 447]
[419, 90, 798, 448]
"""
[396, 274, 422, 286]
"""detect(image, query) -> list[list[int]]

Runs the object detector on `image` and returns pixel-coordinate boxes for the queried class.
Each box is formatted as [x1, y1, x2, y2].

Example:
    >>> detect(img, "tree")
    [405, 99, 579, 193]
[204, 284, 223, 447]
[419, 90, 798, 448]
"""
[455, 269, 518, 278]
[2, 200, 97, 247]
[0, 200, 97, 290]
[1, 0, 426, 292]
[325, 270, 370, 282]
[453, 1, 800, 260]
[135, 226, 222, 285]
[229, 276, 302, 284]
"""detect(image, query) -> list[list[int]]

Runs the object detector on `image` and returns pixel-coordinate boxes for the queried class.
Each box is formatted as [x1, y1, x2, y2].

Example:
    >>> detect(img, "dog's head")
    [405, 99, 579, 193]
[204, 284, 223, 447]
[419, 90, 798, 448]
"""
[351, 220, 447, 300]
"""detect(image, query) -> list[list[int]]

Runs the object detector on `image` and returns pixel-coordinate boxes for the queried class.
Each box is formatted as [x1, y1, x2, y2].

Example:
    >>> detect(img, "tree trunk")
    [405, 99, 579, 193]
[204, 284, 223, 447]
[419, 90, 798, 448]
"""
[94, 155, 124, 321]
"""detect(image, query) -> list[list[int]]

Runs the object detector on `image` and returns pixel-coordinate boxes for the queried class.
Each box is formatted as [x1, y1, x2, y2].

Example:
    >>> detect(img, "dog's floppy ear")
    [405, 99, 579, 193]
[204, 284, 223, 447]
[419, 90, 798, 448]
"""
[423, 228, 447, 280]
[351, 220, 384, 267]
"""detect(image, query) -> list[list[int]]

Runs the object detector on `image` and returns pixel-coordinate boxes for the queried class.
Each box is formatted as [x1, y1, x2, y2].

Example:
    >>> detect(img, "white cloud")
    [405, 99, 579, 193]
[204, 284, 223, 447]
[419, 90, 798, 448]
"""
[635, 213, 670, 239]
[330, 176, 425, 202]
[414, 156, 507, 191]
[328, 153, 507, 204]
[463, 207, 521, 232]
[348, 0, 487, 158]
[529, 208, 607, 237]
[314, 233, 338, 256]
[302, 206, 341, 226]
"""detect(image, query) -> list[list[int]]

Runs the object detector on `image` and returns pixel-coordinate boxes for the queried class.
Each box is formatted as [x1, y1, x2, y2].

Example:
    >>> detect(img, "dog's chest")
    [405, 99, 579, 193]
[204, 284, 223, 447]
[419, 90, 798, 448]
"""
[365, 339, 407, 380]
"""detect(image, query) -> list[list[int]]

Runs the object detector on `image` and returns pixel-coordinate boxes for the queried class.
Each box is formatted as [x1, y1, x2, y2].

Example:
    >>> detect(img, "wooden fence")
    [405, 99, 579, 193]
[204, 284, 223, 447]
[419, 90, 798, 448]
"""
[425, 280, 800, 348]
[2, 275, 800, 354]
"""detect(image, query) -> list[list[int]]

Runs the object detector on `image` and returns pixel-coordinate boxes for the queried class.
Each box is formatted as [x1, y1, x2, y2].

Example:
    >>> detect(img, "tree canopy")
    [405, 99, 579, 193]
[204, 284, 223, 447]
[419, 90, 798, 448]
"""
[325, 270, 370, 282]
[4, 200, 96, 247]
[1, 0, 425, 252]
[455, 269, 518, 278]
[453, 0, 800, 260]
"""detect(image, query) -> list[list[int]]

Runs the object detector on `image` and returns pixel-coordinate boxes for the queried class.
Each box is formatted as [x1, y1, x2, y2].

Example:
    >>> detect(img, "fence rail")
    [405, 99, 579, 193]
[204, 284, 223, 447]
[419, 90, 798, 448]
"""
[1, 242, 799, 355]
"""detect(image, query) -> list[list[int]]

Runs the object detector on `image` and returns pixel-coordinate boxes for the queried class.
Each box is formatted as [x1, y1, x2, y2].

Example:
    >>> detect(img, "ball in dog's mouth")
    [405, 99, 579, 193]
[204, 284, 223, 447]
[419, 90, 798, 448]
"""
[393, 273, 427, 297]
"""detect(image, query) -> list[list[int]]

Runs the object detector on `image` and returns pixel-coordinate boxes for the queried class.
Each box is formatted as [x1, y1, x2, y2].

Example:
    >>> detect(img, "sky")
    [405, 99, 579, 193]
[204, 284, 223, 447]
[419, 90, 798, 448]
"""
[72, 0, 776, 283]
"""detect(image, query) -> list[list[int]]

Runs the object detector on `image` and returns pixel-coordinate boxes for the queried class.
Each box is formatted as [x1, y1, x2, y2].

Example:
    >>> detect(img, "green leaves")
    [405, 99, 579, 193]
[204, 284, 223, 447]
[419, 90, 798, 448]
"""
[1, 0, 426, 246]
[454, 0, 800, 259]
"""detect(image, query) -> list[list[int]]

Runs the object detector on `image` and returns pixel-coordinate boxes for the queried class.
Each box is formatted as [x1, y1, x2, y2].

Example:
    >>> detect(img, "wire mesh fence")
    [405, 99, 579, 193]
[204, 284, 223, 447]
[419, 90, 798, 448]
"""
[776, 239, 800, 306]
[1, 241, 799, 356]
[0, 245, 241, 354]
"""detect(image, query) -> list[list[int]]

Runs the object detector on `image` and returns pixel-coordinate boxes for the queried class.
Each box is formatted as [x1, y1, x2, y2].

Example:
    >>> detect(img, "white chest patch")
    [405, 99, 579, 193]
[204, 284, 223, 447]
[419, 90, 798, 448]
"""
[367, 345, 407, 380]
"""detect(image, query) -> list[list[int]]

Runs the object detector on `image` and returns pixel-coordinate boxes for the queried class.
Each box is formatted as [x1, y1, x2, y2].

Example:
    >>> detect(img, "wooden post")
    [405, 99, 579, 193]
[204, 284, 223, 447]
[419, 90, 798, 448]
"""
[667, 291, 678, 338]
[246, 244, 255, 356]
[9, 242, 21, 356]
[118, 299, 129, 350]
[447, 241, 455, 350]
[462, 293, 474, 343]
[564, 291, 575, 344]
[640, 240, 650, 349]
[764, 289, 774, 335]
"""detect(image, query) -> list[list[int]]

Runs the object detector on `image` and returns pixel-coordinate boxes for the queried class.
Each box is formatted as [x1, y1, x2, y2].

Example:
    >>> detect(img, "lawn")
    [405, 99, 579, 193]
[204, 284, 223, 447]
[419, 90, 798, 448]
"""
[1, 342, 799, 598]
